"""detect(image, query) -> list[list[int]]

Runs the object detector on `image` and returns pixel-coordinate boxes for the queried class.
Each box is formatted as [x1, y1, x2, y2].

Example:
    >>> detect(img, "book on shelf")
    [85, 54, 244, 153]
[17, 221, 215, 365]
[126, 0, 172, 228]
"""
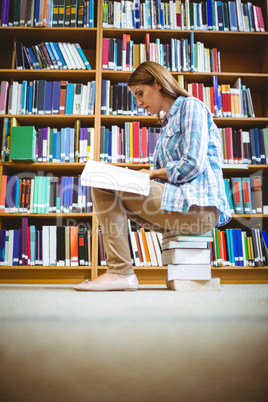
[99, 124, 160, 164]
[0, 220, 92, 267]
[212, 227, 268, 267]
[0, 175, 92, 214]
[2, 121, 94, 164]
[81, 160, 150, 196]
[4, 80, 96, 116]
[102, 32, 220, 73]
[226, 175, 265, 215]
[188, 77, 255, 118]
[101, 0, 265, 32]
[10, 125, 37, 162]
[0, 81, 10, 114]
[1, 0, 95, 27]
[127, 220, 162, 267]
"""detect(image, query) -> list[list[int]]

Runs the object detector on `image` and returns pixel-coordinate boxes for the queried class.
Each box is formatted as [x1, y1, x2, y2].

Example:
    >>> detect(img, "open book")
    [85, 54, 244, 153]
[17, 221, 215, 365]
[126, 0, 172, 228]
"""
[81, 160, 151, 195]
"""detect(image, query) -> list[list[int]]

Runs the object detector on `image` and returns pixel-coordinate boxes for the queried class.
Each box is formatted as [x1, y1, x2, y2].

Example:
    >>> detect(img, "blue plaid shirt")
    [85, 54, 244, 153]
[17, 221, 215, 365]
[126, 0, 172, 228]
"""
[153, 96, 231, 227]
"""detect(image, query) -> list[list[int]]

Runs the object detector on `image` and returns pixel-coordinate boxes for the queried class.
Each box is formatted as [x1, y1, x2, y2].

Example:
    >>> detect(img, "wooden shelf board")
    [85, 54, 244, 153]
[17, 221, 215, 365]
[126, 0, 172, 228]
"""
[0, 69, 97, 80]
[0, 213, 93, 218]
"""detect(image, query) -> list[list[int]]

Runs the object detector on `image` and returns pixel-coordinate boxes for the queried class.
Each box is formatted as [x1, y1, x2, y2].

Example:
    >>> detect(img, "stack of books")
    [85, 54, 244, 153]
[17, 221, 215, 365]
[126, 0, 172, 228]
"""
[162, 232, 221, 291]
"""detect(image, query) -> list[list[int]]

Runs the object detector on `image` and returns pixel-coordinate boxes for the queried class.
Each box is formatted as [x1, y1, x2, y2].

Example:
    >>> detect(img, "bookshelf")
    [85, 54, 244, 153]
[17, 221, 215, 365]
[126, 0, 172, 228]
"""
[0, 0, 268, 284]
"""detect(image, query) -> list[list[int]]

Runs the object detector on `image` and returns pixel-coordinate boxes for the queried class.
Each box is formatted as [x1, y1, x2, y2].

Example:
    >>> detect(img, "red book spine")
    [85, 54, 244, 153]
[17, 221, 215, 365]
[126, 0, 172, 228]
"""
[70, 226, 79, 266]
[102, 38, 109, 69]
[210, 86, 214, 115]
[0, 175, 7, 212]
[198, 83, 204, 102]
[192, 82, 198, 99]
[224, 127, 233, 164]
[59, 81, 68, 115]
[141, 127, 147, 163]
[132, 121, 140, 163]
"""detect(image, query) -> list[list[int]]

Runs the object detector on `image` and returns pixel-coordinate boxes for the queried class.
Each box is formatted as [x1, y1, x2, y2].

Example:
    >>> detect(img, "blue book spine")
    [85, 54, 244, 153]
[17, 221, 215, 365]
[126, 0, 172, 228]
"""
[253, 127, 261, 164]
[236, 228, 244, 266]
[60, 128, 66, 162]
[15, 178, 20, 213]
[56, 131, 61, 162]
[52, 80, 60, 114]
[224, 179, 234, 214]
[35, 0, 40, 25]
[69, 128, 75, 163]
[190, 32, 194, 72]
[49, 42, 62, 69]
[53, 42, 66, 69]
[65, 127, 70, 162]
[69, 177, 74, 212]
[207, 0, 213, 30]
[45, 81, 53, 114]
[60, 177, 65, 212]
[21, 80, 28, 114]
[28, 47, 40, 69]
[75, 44, 91, 69]
[249, 129, 256, 164]
[12, 230, 20, 266]
[232, 228, 239, 266]
[228, 1, 238, 31]
[30, 225, 36, 265]
[247, 3, 254, 32]
[101, 80, 107, 115]
[261, 231, 268, 249]
[27, 82, 33, 114]
[212, 75, 219, 116]
[65, 83, 75, 115]
[53, 130, 58, 162]
[89, 81, 95, 115]
[89, 0, 94, 27]
[226, 229, 235, 266]
[258, 129, 266, 164]
[108, 130, 112, 163]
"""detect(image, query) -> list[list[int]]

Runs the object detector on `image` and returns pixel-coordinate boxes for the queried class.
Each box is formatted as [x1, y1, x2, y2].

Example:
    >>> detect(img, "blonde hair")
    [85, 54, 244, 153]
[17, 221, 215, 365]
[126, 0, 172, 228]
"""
[128, 61, 190, 100]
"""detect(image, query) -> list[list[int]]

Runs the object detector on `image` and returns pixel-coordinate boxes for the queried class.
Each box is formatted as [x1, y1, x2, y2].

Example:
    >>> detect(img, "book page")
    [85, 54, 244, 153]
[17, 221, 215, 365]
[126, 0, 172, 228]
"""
[81, 160, 150, 195]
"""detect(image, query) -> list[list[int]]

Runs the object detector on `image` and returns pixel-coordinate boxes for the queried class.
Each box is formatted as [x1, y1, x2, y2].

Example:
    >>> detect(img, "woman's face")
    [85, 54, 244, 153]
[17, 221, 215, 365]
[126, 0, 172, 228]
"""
[129, 81, 164, 115]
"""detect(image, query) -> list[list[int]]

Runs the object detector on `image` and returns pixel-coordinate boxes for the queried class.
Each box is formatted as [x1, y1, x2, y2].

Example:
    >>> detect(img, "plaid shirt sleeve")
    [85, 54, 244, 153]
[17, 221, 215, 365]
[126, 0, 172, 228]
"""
[165, 98, 209, 184]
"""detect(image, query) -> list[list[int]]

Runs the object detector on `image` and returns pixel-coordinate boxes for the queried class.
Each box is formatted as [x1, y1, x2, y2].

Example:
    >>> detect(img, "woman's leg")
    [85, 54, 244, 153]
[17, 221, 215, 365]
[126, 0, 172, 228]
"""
[91, 181, 219, 274]
[74, 181, 219, 290]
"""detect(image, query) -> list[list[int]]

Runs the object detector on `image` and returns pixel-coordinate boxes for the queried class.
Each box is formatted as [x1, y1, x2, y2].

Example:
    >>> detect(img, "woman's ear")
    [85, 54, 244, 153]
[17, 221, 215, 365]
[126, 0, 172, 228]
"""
[154, 80, 162, 90]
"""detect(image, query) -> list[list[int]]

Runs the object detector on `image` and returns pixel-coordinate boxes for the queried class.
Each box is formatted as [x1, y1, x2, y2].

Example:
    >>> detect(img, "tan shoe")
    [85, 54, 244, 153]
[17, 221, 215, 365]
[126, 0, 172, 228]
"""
[73, 272, 139, 291]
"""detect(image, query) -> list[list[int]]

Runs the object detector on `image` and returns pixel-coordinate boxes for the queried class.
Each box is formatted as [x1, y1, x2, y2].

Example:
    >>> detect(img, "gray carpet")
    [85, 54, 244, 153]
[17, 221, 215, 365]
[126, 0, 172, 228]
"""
[0, 284, 267, 402]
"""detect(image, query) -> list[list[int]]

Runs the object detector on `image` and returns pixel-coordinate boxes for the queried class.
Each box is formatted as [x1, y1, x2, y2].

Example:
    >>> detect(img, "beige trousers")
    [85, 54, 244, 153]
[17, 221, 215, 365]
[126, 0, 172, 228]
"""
[91, 181, 219, 274]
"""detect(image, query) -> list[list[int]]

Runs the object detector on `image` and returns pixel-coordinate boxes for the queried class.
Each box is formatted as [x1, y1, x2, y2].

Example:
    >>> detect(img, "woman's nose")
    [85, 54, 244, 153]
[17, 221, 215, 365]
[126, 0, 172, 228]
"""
[137, 100, 143, 107]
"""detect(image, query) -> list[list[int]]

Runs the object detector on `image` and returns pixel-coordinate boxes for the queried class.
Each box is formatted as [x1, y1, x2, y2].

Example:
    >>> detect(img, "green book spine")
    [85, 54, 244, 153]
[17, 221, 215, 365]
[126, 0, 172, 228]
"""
[262, 128, 268, 164]
[46, 177, 50, 213]
[33, 176, 38, 213]
[13, 0, 21, 26]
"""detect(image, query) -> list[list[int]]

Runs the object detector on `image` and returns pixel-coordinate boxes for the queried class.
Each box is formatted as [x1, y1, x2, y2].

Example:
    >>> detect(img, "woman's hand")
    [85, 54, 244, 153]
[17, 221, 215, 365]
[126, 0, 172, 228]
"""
[140, 168, 168, 181]
[140, 169, 155, 179]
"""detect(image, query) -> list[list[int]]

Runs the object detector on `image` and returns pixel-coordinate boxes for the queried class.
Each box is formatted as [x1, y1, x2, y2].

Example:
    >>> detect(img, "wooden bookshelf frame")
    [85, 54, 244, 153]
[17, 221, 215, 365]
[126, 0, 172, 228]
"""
[0, 0, 268, 284]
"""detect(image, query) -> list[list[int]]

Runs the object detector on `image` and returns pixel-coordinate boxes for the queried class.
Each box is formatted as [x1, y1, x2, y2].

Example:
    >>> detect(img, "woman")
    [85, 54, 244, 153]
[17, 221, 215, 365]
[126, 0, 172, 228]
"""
[74, 61, 231, 291]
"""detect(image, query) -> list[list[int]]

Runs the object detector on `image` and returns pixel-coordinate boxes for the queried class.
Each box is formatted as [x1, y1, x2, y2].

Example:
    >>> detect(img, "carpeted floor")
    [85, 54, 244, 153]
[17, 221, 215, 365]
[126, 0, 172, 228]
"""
[0, 284, 267, 402]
